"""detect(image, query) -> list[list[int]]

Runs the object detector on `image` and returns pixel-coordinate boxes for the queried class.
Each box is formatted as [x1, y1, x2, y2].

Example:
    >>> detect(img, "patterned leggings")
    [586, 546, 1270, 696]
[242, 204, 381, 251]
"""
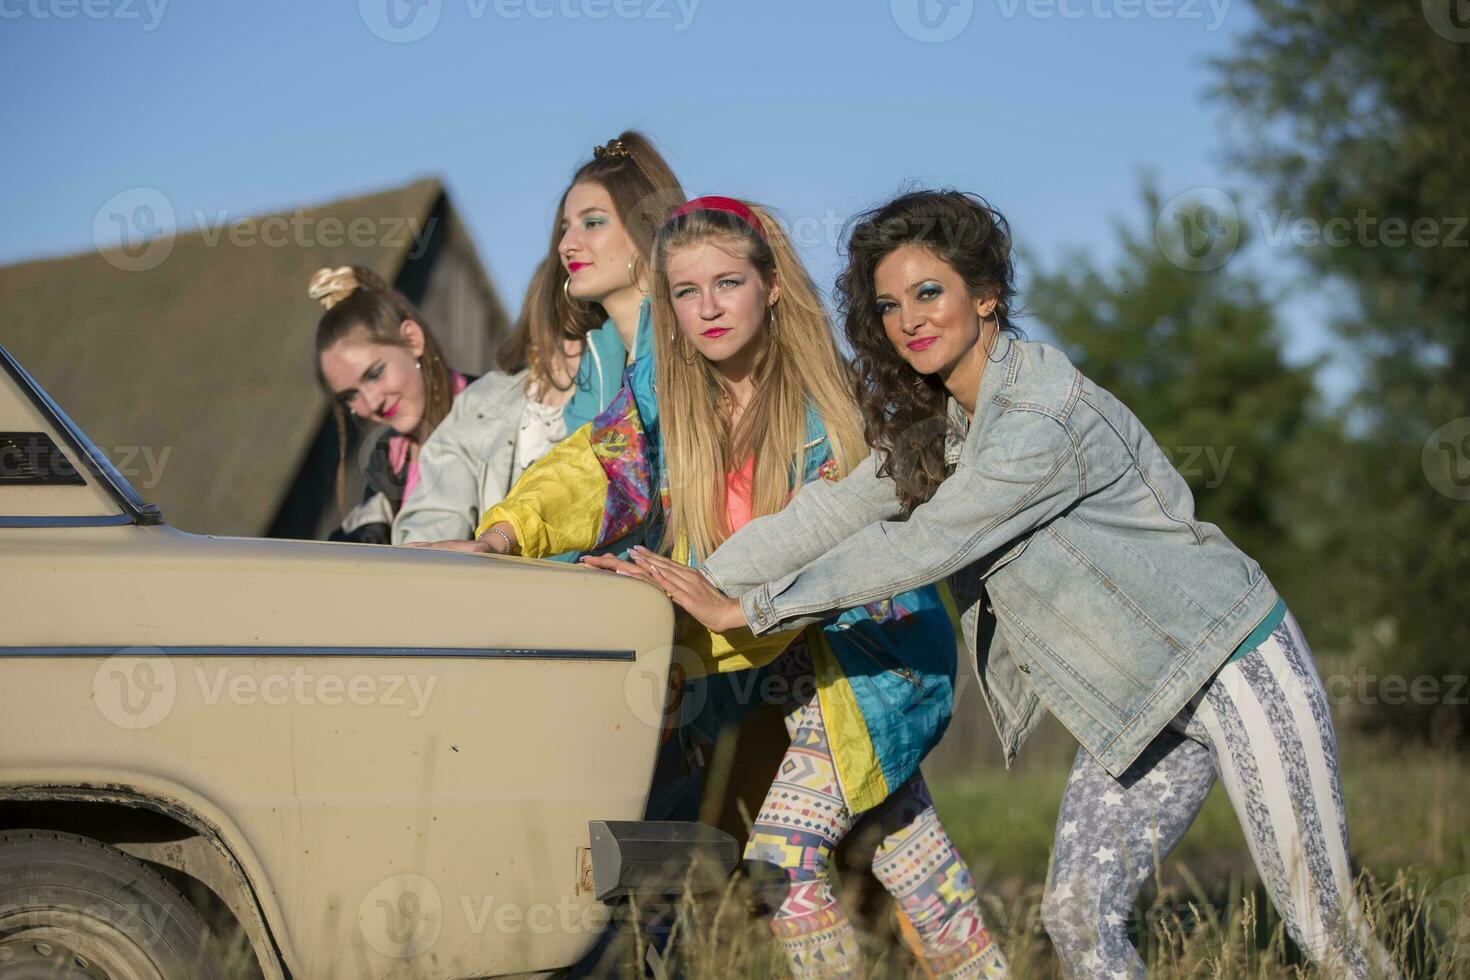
[743, 640, 1009, 978]
[1043, 611, 1400, 979]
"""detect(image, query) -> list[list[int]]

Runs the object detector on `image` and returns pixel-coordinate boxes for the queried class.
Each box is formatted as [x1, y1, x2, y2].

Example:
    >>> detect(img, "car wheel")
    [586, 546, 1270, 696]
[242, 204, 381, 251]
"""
[0, 828, 225, 979]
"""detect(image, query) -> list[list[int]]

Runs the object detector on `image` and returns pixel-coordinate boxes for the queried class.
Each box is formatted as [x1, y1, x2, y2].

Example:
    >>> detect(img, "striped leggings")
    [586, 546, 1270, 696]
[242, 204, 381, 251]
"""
[743, 640, 1008, 978]
[1043, 611, 1400, 978]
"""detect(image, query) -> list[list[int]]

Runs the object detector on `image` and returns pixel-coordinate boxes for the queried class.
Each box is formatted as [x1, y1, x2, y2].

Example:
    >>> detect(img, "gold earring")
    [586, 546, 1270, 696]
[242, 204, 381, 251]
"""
[562, 276, 592, 311]
[628, 255, 650, 294]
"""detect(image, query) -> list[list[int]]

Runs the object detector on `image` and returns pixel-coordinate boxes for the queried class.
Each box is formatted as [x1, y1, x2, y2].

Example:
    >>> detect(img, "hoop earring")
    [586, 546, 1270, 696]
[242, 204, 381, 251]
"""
[562, 276, 592, 311]
[984, 312, 1003, 359]
[628, 255, 650, 295]
[674, 332, 696, 365]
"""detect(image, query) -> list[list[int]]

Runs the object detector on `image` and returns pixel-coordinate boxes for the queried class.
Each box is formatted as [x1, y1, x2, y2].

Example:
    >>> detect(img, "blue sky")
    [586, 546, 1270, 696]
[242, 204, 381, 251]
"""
[1, 0, 1347, 394]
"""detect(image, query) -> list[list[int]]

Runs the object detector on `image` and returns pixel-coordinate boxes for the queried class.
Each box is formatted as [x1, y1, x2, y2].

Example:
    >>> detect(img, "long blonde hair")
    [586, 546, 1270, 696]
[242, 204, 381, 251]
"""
[652, 201, 865, 560]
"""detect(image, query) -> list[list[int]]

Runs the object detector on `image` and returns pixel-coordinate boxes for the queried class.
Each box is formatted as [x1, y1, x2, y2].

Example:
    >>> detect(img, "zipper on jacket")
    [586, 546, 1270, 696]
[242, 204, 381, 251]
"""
[833, 623, 922, 688]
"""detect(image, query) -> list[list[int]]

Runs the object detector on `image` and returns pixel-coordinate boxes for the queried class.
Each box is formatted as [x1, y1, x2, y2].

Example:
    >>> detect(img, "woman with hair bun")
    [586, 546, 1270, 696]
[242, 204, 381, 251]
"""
[395, 131, 686, 550]
[645, 189, 1401, 979]
[310, 264, 474, 543]
[447, 197, 1009, 979]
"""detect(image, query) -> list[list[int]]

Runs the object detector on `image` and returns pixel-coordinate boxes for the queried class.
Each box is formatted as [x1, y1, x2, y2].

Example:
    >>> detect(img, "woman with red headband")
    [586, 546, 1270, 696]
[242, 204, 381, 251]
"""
[451, 197, 1009, 978]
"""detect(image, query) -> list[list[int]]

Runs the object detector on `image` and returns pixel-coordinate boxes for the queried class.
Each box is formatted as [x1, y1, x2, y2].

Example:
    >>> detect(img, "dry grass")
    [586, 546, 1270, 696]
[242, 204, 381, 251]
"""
[599, 722, 1470, 978]
[603, 865, 1470, 978]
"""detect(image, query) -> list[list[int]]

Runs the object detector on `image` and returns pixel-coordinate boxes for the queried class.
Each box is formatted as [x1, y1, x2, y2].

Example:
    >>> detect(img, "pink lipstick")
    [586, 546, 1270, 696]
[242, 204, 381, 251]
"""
[907, 337, 938, 352]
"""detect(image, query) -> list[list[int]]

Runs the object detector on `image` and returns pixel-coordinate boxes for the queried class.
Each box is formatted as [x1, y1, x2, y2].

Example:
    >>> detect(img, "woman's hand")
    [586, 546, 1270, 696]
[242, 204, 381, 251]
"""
[404, 521, 516, 554]
[404, 539, 491, 553]
[626, 546, 748, 633]
[578, 553, 658, 584]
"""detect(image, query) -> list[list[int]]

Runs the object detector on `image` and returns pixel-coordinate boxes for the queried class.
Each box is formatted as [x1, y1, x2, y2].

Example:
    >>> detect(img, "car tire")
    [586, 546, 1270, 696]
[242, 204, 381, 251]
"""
[0, 828, 226, 979]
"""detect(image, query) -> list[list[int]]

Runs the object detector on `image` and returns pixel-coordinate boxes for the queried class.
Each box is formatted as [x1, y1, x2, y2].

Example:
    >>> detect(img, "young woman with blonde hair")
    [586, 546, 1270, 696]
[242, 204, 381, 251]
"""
[444, 197, 1008, 978]
[644, 189, 1400, 979]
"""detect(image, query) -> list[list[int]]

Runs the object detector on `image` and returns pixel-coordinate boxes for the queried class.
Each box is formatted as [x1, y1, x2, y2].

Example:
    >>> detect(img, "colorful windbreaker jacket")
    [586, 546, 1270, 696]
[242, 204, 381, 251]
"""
[478, 354, 960, 813]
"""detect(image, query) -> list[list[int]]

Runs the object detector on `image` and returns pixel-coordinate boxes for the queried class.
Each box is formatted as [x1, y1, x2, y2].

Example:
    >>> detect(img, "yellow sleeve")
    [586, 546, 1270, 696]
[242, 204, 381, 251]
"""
[476, 423, 609, 559]
[675, 617, 803, 677]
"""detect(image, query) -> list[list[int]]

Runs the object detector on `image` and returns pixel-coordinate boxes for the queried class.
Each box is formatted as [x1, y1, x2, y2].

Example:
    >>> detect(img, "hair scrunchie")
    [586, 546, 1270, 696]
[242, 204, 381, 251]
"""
[308, 266, 360, 311]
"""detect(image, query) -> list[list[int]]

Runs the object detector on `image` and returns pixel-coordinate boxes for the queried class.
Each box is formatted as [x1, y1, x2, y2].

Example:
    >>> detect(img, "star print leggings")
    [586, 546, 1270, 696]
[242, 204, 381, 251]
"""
[1043, 610, 1400, 979]
[743, 638, 1009, 978]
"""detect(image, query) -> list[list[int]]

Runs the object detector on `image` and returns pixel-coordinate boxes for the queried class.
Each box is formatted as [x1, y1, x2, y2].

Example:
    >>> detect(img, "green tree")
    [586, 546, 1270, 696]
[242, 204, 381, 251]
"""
[1212, 0, 1470, 735]
[1026, 187, 1346, 651]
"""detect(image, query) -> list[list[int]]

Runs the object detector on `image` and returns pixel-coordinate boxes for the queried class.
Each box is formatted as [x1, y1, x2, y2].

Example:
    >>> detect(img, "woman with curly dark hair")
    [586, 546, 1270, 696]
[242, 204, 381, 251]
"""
[625, 190, 1400, 978]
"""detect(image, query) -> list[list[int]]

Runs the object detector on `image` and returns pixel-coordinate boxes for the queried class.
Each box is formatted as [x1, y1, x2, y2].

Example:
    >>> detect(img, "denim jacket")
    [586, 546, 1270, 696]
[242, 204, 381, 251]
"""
[700, 333, 1281, 777]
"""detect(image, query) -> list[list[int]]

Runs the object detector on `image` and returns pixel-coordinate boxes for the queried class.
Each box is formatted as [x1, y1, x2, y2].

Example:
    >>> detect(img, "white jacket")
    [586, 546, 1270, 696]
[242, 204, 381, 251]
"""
[392, 370, 530, 545]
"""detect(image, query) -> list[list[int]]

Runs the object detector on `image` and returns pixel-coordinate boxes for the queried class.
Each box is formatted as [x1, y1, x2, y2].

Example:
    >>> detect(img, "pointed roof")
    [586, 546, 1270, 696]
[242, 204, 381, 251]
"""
[0, 179, 507, 535]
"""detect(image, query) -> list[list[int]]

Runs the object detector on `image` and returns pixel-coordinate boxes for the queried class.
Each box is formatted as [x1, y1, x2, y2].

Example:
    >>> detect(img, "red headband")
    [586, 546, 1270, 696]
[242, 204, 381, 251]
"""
[668, 195, 765, 240]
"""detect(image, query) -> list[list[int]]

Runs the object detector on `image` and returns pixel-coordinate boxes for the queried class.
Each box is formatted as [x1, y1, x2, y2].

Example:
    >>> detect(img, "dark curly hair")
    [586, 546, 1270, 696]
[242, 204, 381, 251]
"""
[836, 189, 1020, 514]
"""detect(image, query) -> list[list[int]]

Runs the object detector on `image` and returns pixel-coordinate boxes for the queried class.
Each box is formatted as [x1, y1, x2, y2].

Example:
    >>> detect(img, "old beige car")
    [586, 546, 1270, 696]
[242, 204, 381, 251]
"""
[0, 344, 734, 979]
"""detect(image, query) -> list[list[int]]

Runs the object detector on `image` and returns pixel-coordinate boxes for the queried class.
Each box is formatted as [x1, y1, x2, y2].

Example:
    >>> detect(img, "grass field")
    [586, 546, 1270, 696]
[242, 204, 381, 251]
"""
[608, 703, 1470, 978]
